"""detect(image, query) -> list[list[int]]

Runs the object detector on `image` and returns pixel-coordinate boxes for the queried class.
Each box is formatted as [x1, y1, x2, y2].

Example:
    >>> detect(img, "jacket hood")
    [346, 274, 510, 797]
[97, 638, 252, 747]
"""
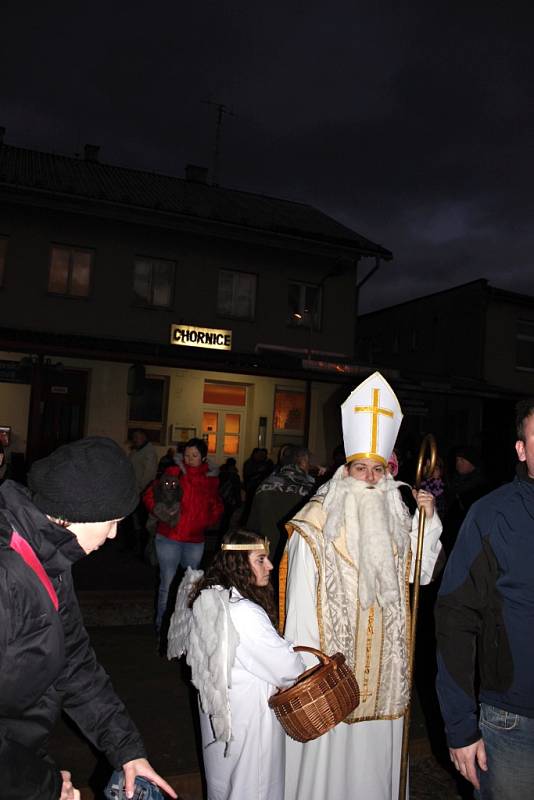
[0, 480, 86, 576]
[174, 453, 220, 477]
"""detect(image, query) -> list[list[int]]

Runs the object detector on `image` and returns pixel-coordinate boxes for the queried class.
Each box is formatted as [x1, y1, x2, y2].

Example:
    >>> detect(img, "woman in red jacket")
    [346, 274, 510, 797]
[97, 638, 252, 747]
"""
[144, 437, 223, 632]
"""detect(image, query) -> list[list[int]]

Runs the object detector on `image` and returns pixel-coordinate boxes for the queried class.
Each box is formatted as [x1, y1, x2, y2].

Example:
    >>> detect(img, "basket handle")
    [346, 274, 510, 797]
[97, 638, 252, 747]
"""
[293, 645, 336, 668]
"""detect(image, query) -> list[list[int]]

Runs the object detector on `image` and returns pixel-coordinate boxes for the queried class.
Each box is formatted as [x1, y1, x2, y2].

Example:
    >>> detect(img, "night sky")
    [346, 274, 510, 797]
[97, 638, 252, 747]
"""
[3, 1, 534, 311]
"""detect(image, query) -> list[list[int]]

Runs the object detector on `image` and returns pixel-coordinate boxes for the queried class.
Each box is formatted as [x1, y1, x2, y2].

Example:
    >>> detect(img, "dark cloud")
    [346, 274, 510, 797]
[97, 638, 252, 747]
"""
[2, 0, 534, 311]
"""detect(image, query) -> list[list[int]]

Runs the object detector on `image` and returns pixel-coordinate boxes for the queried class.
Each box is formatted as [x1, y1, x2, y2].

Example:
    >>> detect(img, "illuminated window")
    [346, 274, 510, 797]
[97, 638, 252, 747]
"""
[48, 245, 93, 297]
[202, 411, 242, 456]
[0, 237, 7, 287]
[288, 281, 322, 328]
[217, 270, 256, 320]
[133, 257, 175, 308]
[202, 411, 218, 455]
[223, 413, 241, 455]
[203, 382, 246, 406]
[273, 387, 306, 435]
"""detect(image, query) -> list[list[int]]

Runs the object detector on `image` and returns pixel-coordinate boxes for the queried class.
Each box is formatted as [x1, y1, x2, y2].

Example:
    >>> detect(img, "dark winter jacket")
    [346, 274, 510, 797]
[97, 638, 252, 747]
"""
[436, 463, 534, 749]
[0, 480, 146, 800]
[144, 463, 223, 543]
[247, 465, 316, 561]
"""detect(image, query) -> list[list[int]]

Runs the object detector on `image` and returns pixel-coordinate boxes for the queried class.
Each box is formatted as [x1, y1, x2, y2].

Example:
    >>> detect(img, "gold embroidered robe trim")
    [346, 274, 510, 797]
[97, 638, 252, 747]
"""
[287, 494, 411, 723]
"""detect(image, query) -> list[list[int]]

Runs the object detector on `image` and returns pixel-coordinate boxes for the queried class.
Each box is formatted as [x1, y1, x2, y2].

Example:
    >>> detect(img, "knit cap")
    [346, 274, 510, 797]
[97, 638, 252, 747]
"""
[28, 436, 138, 523]
[455, 445, 481, 469]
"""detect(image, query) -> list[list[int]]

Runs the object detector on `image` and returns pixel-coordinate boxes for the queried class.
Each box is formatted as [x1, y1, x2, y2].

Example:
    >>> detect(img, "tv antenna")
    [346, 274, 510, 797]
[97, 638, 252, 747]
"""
[202, 100, 235, 187]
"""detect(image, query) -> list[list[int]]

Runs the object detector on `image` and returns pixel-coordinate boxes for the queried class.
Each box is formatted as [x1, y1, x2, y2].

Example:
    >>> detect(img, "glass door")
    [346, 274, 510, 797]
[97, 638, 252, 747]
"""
[202, 409, 244, 466]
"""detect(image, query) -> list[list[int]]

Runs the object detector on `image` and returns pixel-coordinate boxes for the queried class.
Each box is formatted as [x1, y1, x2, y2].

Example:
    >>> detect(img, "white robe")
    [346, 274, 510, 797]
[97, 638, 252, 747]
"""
[284, 508, 442, 800]
[201, 590, 304, 800]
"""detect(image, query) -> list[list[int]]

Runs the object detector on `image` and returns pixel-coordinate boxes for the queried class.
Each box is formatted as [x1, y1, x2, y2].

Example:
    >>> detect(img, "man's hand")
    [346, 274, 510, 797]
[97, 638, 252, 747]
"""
[122, 758, 178, 799]
[59, 771, 80, 800]
[449, 740, 488, 789]
[413, 489, 435, 518]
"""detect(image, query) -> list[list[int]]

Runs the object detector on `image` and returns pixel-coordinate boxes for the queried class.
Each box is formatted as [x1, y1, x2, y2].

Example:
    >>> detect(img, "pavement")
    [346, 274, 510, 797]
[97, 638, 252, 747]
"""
[47, 534, 471, 799]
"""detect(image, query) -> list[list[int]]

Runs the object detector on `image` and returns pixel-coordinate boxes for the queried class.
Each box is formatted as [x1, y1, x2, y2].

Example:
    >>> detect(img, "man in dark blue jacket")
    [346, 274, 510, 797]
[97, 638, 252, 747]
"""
[436, 399, 534, 798]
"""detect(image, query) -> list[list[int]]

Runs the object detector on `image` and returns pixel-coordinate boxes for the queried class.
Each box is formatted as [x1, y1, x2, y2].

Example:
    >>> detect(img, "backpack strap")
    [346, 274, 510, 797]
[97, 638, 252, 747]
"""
[9, 530, 59, 611]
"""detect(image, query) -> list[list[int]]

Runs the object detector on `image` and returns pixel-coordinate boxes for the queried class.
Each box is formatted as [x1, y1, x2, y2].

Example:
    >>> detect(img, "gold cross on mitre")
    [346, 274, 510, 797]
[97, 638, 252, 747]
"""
[341, 371, 403, 466]
[354, 388, 393, 454]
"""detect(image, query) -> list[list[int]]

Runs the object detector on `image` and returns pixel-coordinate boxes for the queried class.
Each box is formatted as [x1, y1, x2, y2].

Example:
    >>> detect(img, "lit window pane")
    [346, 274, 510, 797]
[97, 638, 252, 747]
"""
[274, 389, 305, 433]
[223, 435, 239, 454]
[49, 247, 70, 293]
[288, 282, 301, 318]
[288, 281, 321, 326]
[152, 260, 174, 307]
[133, 259, 151, 303]
[202, 412, 218, 454]
[217, 271, 234, 315]
[234, 273, 255, 318]
[223, 414, 240, 455]
[71, 251, 92, 296]
[134, 257, 174, 307]
[203, 382, 246, 406]
[225, 414, 240, 434]
[223, 414, 241, 456]
[217, 270, 256, 319]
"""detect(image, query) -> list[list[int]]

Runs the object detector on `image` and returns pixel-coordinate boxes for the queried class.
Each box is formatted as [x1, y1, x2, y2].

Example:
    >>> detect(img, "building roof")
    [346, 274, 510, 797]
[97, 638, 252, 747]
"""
[358, 279, 489, 317]
[0, 142, 392, 259]
[359, 278, 534, 319]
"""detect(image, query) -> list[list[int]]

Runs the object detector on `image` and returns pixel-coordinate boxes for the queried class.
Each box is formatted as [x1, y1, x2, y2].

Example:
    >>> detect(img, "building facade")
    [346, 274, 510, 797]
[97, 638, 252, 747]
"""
[0, 135, 392, 472]
[356, 279, 534, 483]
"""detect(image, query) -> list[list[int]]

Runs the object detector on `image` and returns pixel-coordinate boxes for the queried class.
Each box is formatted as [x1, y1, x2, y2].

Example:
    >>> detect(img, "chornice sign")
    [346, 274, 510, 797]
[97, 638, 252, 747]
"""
[170, 324, 232, 351]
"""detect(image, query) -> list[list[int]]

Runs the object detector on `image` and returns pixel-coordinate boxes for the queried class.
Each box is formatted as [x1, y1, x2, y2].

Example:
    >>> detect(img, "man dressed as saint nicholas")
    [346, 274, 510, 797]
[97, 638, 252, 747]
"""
[281, 372, 443, 800]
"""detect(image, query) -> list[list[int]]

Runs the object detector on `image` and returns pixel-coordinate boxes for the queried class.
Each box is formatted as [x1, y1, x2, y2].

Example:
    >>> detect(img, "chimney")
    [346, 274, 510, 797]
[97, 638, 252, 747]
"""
[185, 164, 209, 184]
[83, 143, 100, 162]
[0, 126, 5, 145]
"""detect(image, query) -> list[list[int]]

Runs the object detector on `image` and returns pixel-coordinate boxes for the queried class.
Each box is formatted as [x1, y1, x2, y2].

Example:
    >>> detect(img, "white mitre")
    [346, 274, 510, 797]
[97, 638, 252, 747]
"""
[341, 371, 403, 466]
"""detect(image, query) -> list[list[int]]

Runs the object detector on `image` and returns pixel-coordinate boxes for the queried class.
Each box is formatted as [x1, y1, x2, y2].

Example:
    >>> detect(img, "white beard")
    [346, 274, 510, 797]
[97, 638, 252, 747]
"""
[322, 469, 411, 610]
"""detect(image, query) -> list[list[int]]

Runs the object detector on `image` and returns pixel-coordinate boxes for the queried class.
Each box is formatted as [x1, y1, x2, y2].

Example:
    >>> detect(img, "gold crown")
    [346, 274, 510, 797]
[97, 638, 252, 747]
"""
[221, 537, 269, 553]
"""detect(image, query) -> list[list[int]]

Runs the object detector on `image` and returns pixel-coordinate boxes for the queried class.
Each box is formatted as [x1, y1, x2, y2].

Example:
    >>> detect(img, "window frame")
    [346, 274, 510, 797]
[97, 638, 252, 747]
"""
[0, 235, 8, 288]
[48, 243, 94, 299]
[216, 268, 257, 321]
[132, 255, 176, 310]
[287, 280, 323, 330]
[127, 374, 170, 445]
[516, 319, 534, 372]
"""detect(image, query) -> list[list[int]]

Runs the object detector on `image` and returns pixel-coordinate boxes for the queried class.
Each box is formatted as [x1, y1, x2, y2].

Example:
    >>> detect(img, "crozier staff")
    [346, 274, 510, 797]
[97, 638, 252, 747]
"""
[168, 530, 304, 800]
[282, 371, 443, 800]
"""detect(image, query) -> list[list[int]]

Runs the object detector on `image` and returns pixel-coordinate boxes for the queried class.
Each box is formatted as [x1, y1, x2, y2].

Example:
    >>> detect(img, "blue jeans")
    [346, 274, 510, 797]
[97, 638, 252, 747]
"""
[476, 703, 534, 799]
[155, 535, 204, 630]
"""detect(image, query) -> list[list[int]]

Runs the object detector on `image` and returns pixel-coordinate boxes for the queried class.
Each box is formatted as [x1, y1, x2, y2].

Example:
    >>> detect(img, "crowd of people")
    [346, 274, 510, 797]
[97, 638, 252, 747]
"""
[1, 374, 533, 800]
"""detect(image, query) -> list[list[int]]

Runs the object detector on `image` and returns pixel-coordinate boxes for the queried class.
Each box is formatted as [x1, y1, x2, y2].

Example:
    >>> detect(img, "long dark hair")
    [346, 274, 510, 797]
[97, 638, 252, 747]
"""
[189, 529, 277, 626]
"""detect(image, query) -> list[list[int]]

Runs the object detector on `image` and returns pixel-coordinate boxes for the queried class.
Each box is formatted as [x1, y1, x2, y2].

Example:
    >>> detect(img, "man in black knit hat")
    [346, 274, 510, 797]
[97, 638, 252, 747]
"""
[0, 437, 177, 800]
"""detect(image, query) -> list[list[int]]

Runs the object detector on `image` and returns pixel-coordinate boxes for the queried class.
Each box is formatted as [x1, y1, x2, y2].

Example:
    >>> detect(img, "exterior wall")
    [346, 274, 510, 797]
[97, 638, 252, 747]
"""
[0, 351, 31, 455]
[308, 381, 347, 465]
[484, 298, 534, 393]
[357, 281, 487, 379]
[0, 202, 355, 358]
[0, 350, 313, 471]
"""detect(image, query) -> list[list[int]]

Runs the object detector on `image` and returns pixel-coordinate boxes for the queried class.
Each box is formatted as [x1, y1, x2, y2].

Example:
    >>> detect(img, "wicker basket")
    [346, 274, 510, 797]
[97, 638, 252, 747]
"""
[268, 646, 360, 742]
